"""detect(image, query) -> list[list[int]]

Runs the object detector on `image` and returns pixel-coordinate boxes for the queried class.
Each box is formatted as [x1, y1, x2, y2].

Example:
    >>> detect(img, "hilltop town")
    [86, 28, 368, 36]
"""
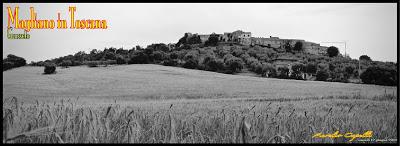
[184, 30, 328, 55]
[18, 29, 397, 86]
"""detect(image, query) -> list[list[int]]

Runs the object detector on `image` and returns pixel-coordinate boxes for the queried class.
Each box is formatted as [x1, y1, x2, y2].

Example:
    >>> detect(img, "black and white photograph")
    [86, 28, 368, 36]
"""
[2, 2, 398, 144]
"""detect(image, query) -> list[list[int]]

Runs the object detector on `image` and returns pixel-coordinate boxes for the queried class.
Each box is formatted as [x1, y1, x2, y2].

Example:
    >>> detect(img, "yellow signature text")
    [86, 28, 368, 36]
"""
[312, 131, 373, 142]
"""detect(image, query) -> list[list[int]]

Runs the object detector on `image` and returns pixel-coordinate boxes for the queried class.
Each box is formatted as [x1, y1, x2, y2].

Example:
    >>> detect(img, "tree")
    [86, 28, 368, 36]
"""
[148, 43, 170, 52]
[359, 55, 371, 61]
[305, 63, 317, 75]
[254, 63, 276, 77]
[282, 40, 292, 52]
[203, 55, 224, 71]
[291, 63, 305, 79]
[344, 65, 355, 76]
[4, 54, 26, 67]
[59, 60, 72, 68]
[129, 51, 149, 64]
[116, 55, 126, 64]
[327, 46, 339, 57]
[176, 33, 189, 47]
[277, 66, 289, 79]
[187, 35, 202, 44]
[3, 62, 14, 71]
[360, 66, 397, 86]
[183, 59, 198, 69]
[293, 41, 303, 51]
[3, 54, 26, 71]
[152, 51, 166, 63]
[204, 34, 219, 47]
[316, 70, 329, 81]
[224, 57, 244, 73]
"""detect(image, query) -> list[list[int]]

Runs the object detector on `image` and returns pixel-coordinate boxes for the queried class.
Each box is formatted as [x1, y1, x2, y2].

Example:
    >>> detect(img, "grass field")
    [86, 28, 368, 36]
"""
[3, 64, 398, 143]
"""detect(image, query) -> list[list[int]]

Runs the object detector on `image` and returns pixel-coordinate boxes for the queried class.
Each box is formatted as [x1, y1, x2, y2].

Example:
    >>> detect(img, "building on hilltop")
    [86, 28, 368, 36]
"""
[194, 30, 328, 55]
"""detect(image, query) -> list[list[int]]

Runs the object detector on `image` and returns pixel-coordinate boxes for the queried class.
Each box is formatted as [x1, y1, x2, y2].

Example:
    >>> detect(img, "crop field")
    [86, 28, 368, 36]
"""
[3, 65, 398, 143]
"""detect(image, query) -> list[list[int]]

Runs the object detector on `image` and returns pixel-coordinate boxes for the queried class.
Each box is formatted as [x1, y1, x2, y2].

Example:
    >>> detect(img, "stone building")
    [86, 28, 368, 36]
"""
[193, 30, 328, 55]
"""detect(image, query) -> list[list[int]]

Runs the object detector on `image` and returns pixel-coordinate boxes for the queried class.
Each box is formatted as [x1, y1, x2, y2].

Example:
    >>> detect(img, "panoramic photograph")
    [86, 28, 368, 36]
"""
[2, 3, 398, 144]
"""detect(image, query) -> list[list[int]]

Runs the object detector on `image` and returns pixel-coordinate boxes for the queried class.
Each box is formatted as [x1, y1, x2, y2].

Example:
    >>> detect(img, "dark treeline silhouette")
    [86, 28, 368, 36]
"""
[3, 54, 26, 71]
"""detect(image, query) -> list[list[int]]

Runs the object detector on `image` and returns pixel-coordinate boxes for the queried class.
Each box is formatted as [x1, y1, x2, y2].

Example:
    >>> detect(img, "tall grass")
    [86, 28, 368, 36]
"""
[2, 95, 397, 143]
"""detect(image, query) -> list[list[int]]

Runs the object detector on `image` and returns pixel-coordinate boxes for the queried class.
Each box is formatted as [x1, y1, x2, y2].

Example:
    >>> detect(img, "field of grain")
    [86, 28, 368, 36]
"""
[3, 65, 398, 143]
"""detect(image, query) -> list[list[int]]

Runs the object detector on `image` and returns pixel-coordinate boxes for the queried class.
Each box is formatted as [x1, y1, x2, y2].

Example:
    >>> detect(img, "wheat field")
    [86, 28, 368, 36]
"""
[2, 65, 398, 143]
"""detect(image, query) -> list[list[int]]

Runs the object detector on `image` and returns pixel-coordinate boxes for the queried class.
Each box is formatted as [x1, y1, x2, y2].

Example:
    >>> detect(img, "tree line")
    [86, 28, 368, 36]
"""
[4, 34, 398, 86]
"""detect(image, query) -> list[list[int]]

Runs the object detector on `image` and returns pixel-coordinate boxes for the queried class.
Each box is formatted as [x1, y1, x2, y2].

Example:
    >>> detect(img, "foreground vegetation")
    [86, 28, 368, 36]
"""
[3, 93, 397, 143]
[20, 33, 397, 86]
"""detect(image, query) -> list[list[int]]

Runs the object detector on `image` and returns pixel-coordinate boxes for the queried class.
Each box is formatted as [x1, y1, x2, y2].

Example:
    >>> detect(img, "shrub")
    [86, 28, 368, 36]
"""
[44, 63, 56, 74]
[316, 70, 329, 81]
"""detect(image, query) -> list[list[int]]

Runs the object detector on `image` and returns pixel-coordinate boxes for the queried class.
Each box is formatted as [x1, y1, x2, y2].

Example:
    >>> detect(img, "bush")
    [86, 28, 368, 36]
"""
[44, 63, 56, 74]
[360, 66, 397, 86]
[316, 70, 329, 81]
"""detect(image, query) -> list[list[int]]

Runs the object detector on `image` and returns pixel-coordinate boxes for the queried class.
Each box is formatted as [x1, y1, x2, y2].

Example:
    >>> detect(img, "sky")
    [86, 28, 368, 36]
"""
[2, 3, 397, 62]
